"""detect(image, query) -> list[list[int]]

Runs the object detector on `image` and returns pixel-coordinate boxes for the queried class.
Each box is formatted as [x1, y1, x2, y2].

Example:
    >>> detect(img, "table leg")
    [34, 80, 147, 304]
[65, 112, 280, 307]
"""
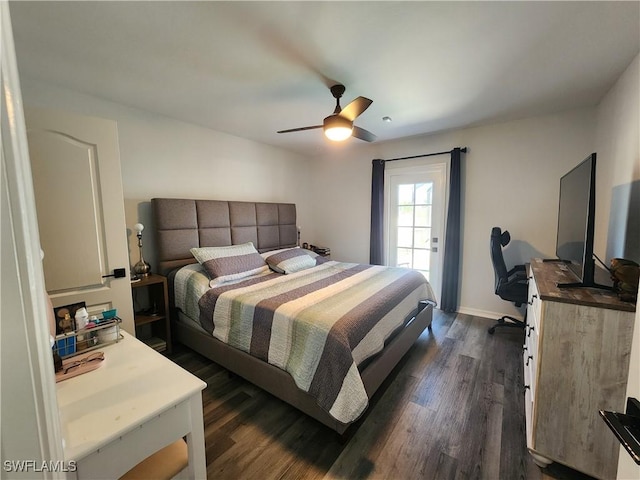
[185, 393, 206, 479]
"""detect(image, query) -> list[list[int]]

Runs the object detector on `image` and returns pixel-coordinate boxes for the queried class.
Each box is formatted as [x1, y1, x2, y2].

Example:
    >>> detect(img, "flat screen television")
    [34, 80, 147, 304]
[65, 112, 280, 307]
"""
[554, 153, 609, 289]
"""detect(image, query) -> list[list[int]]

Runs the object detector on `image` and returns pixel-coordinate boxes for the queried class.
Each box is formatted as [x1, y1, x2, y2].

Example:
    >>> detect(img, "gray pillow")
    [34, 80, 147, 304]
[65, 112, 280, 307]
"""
[191, 242, 269, 286]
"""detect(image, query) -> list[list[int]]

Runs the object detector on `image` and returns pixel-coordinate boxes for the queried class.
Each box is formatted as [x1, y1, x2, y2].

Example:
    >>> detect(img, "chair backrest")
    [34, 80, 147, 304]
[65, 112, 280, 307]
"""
[490, 227, 511, 293]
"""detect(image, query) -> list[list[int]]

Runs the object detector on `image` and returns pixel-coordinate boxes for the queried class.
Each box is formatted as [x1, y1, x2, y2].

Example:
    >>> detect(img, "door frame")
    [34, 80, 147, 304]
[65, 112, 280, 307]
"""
[383, 162, 447, 300]
[1, 2, 65, 475]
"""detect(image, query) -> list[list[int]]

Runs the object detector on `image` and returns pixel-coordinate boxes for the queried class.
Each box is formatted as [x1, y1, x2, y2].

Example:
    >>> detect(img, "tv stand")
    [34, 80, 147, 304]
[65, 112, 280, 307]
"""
[555, 257, 614, 291]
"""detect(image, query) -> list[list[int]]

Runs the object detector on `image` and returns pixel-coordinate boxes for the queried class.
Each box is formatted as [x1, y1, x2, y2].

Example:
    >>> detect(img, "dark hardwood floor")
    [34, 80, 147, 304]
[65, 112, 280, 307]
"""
[167, 310, 595, 480]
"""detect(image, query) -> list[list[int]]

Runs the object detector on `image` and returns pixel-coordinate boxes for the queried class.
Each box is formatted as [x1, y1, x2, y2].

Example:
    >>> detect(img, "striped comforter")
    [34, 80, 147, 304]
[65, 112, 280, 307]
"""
[175, 261, 435, 424]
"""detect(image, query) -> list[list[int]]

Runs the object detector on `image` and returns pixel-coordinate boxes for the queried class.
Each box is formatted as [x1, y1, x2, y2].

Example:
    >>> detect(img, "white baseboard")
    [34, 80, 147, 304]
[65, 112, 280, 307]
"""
[455, 306, 525, 322]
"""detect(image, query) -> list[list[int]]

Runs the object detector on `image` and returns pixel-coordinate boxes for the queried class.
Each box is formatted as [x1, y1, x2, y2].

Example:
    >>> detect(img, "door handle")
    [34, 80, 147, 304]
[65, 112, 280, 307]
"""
[102, 268, 127, 279]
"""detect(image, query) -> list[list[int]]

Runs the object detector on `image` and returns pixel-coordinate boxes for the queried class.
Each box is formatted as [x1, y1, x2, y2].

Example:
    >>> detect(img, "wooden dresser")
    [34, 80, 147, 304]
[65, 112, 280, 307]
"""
[524, 259, 636, 479]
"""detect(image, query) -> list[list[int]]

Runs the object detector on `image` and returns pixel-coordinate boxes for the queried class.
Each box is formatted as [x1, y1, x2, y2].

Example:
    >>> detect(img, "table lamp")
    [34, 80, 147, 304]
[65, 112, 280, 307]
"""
[133, 223, 151, 278]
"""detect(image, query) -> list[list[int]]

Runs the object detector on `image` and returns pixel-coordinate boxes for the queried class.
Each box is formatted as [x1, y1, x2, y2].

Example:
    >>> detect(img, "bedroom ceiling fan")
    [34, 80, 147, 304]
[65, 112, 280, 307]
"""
[277, 84, 376, 142]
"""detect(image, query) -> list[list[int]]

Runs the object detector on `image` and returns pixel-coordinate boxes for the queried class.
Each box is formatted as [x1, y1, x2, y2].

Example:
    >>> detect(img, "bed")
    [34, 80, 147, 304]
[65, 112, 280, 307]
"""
[152, 198, 436, 434]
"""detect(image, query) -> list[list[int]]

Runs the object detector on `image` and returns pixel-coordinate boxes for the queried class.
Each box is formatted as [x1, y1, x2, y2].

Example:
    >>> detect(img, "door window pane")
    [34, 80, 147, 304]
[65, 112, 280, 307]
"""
[398, 184, 414, 205]
[397, 248, 412, 268]
[397, 206, 414, 226]
[397, 227, 413, 248]
[415, 183, 433, 205]
[414, 206, 431, 227]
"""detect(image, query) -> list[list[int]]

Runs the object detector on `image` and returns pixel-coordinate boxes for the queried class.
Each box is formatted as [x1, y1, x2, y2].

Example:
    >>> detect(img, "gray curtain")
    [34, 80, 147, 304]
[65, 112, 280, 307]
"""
[440, 148, 463, 312]
[369, 159, 385, 265]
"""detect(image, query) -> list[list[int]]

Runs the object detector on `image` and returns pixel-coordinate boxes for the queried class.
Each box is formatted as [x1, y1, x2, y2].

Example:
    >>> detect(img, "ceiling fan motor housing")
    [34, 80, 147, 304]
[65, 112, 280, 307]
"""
[324, 114, 352, 130]
[323, 114, 353, 141]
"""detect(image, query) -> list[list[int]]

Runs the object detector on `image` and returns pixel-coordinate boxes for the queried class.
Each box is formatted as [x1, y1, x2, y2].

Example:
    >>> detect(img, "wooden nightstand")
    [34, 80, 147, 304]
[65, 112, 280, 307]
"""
[131, 274, 171, 353]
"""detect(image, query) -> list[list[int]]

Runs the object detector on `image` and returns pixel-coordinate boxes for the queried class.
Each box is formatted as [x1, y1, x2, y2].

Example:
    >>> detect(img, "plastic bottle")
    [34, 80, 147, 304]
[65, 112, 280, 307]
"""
[75, 307, 89, 329]
[86, 315, 99, 347]
[75, 307, 89, 350]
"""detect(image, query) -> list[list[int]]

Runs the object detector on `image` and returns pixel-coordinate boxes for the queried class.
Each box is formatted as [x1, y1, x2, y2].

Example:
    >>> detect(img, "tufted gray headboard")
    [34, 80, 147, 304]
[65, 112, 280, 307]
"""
[152, 198, 297, 275]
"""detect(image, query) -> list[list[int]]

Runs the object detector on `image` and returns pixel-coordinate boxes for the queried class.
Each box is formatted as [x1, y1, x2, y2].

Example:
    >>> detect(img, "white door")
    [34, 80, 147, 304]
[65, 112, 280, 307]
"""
[385, 164, 446, 301]
[26, 108, 135, 334]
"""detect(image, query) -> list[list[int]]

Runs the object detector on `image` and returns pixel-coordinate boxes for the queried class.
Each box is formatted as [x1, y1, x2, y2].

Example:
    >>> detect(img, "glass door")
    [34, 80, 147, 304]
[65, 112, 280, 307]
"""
[385, 165, 446, 300]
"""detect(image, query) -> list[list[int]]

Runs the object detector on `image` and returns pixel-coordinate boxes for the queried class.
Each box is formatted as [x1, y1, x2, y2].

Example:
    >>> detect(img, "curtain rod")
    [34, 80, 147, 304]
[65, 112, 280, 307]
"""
[382, 147, 467, 163]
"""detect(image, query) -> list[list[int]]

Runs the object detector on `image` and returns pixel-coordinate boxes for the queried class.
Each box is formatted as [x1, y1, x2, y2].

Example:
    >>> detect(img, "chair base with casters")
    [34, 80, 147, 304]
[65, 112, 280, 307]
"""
[488, 227, 529, 335]
[488, 313, 526, 334]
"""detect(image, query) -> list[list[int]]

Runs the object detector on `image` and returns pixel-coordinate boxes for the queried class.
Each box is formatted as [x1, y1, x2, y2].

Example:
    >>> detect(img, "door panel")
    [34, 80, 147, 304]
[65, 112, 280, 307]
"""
[26, 108, 134, 334]
[29, 131, 105, 291]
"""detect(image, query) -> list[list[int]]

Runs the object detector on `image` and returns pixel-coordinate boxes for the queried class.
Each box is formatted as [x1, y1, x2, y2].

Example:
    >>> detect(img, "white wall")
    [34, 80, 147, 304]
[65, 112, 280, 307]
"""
[595, 53, 640, 480]
[309, 109, 596, 318]
[20, 78, 312, 270]
[596, 54, 640, 264]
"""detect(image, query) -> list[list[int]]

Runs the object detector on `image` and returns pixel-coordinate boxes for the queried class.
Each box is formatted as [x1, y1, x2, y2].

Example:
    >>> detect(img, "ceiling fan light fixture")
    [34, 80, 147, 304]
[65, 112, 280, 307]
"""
[323, 115, 353, 142]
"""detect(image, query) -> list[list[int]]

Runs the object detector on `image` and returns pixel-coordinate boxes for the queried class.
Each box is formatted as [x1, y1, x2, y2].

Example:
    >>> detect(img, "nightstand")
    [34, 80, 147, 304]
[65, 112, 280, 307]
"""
[131, 274, 171, 353]
[306, 244, 330, 259]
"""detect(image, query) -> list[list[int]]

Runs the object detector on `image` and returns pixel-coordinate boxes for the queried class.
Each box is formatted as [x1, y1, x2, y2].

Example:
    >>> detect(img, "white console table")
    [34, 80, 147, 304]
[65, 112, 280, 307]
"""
[56, 332, 207, 479]
[524, 259, 635, 479]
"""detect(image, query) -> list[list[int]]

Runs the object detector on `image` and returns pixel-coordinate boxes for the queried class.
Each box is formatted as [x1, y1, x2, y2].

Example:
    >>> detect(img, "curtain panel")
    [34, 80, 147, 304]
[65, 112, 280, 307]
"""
[369, 159, 385, 265]
[440, 148, 462, 312]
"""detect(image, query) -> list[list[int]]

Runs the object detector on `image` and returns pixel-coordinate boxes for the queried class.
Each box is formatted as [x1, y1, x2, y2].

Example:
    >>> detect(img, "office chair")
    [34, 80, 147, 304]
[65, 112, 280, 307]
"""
[488, 227, 528, 334]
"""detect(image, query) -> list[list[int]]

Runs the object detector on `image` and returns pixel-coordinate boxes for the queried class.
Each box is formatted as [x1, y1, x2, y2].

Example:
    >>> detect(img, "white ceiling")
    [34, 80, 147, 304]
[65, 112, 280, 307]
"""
[9, 1, 640, 156]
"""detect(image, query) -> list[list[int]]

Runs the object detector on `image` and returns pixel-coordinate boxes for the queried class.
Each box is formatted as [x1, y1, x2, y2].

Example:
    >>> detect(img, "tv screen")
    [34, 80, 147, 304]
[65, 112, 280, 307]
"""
[555, 153, 596, 285]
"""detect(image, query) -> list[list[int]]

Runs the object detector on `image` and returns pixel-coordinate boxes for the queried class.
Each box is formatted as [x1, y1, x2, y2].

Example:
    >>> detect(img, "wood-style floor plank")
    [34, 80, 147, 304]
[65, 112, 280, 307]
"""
[168, 310, 596, 480]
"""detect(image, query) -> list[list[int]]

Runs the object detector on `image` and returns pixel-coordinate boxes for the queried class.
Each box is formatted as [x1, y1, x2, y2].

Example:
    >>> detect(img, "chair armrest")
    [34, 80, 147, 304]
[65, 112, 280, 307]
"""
[503, 265, 528, 288]
[508, 264, 527, 278]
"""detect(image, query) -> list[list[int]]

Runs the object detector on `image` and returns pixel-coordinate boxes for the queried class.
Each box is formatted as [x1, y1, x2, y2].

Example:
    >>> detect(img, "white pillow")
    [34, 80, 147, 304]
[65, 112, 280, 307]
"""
[190, 242, 269, 286]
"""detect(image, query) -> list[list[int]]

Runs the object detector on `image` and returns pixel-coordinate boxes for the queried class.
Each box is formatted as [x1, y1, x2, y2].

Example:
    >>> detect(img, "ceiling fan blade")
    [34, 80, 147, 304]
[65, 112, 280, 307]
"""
[352, 126, 377, 142]
[277, 125, 323, 134]
[339, 97, 373, 122]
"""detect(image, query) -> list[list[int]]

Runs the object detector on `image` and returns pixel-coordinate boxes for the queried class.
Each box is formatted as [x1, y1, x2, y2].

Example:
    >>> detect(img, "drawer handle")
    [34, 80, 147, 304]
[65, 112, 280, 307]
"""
[524, 385, 530, 394]
[526, 355, 533, 366]
[528, 326, 535, 337]
[528, 294, 538, 305]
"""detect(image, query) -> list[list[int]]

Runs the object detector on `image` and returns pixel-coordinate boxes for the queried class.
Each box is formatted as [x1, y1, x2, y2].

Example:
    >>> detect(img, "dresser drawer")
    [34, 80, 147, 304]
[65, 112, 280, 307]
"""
[524, 376, 534, 450]
[524, 325, 538, 396]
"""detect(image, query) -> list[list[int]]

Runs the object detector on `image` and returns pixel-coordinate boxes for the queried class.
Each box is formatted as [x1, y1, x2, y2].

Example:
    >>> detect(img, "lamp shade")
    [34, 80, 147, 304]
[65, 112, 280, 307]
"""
[323, 115, 353, 141]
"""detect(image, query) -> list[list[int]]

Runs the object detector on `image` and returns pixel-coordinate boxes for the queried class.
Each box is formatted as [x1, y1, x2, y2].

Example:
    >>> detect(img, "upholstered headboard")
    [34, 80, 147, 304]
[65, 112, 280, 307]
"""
[152, 198, 297, 275]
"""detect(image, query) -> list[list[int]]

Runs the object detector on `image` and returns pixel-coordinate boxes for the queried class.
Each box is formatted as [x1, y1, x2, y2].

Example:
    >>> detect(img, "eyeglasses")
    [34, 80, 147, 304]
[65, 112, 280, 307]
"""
[63, 351, 104, 374]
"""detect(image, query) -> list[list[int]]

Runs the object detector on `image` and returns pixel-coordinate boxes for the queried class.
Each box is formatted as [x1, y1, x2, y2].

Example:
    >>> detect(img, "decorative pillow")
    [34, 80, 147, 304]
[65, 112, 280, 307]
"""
[304, 249, 328, 265]
[190, 242, 269, 286]
[259, 247, 297, 261]
[262, 247, 318, 274]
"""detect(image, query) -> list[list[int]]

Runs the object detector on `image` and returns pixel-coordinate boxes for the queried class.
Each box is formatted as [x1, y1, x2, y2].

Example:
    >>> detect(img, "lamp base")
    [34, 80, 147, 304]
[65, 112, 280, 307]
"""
[133, 260, 151, 277]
